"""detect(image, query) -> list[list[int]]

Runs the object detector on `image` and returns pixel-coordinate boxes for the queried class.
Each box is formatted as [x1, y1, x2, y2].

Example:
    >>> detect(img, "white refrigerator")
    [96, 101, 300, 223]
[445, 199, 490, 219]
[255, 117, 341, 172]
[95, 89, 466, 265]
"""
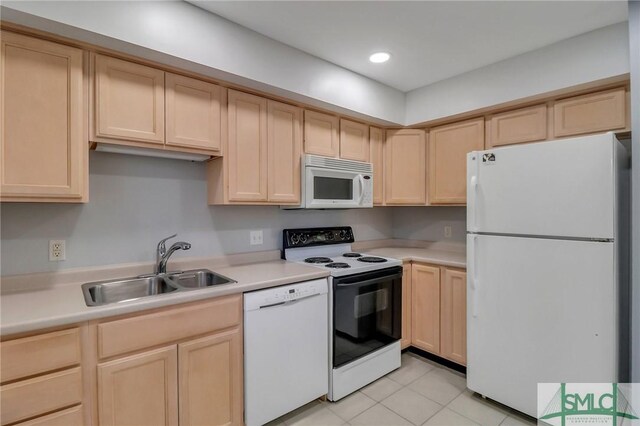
[466, 132, 630, 417]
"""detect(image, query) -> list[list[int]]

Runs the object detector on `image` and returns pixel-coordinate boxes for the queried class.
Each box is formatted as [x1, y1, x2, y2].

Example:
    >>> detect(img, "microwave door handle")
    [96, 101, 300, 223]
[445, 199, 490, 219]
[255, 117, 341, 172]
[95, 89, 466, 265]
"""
[357, 175, 365, 204]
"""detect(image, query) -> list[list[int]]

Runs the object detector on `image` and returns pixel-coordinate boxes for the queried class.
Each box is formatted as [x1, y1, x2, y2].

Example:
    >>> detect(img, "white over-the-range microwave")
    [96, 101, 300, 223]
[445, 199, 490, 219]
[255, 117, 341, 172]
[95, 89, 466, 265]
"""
[283, 154, 373, 209]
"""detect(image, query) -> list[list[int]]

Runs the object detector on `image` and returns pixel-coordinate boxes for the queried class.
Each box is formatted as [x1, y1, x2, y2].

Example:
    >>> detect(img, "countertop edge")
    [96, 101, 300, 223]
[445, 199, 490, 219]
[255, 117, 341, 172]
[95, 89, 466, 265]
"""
[0, 269, 330, 337]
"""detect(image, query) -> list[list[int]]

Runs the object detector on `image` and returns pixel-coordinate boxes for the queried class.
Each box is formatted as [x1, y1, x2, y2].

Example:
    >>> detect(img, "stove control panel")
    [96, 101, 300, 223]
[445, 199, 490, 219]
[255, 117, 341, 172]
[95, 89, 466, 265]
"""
[283, 226, 354, 249]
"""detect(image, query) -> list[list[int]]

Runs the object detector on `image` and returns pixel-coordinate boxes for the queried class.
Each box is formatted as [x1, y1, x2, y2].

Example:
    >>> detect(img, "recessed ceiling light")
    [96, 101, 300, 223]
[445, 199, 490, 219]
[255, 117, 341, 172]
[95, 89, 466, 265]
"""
[369, 52, 390, 63]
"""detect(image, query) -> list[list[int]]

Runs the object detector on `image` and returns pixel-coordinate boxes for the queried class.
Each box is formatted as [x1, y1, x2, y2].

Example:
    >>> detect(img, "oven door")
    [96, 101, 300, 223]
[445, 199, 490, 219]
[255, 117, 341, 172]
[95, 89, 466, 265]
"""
[332, 267, 402, 368]
[305, 167, 369, 209]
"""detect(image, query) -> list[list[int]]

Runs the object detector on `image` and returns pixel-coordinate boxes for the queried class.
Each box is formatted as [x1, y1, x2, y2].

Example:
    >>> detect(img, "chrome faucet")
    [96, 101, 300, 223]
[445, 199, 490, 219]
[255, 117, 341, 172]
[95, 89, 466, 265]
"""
[155, 234, 191, 274]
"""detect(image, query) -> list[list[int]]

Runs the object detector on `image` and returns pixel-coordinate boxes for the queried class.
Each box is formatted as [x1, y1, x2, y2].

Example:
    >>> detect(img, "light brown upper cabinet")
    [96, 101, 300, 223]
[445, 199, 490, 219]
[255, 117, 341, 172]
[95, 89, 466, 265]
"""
[93, 54, 165, 145]
[227, 90, 268, 202]
[340, 119, 370, 162]
[428, 118, 484, 205]
[487, 104, 547, 148]
[369, 127, 385, 205]
[384, 129, 427, 205]
[440, 268, 467, 365]
[411, 264, 441, 354]
[304, 110, 339, 157]
[553, 88, 627, 137]
[165, 73, 222, 152]
[0, 31, 87, 203]
[209, 92, 302, 205]
[267, 100, 303, 204]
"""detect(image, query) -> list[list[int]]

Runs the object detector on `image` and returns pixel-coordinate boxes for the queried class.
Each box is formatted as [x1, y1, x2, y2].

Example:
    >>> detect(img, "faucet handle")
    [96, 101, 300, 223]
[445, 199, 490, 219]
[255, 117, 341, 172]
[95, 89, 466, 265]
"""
[157, 234, 177, 255]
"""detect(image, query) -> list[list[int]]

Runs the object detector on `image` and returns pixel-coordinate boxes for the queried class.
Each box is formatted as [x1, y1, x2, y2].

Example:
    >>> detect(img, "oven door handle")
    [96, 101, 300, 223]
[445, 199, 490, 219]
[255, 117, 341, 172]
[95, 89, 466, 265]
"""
[335, 274, 402, 288]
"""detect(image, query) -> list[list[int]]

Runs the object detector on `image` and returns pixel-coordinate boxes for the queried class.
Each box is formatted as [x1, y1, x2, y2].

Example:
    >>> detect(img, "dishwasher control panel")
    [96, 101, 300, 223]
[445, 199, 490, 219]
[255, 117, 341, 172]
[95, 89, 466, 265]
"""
[244, 278, 328, 311]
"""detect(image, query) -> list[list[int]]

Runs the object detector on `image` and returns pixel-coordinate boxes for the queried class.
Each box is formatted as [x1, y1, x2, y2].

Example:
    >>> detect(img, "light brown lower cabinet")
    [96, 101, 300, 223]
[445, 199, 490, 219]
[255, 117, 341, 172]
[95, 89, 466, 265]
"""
[440, 268, 467, 365]
[409, 263, 467, 366]
[96, 296, 244, 426]
[401, 263, 412, 349]
[98, 346, 179, 426]
[411, 264, 441, 354]
[178, 329, 243, 426]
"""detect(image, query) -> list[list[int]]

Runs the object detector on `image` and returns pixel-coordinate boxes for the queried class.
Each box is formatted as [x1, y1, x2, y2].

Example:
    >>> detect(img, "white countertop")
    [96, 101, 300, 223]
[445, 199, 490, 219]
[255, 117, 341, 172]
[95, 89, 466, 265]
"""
[0, 259, 329, 336]
[0, 240, 465, 336]
[365, 247, 467, 269]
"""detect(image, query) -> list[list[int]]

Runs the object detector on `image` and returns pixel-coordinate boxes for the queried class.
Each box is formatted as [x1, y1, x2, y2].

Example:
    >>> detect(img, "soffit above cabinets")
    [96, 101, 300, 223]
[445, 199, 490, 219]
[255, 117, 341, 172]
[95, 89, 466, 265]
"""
[190, 1, 628, 92]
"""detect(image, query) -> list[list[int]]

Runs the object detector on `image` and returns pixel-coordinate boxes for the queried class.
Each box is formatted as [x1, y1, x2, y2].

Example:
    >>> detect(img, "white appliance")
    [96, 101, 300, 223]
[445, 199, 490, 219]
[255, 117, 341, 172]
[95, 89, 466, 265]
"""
[284, 154, 373, 209]
[244, 279, 329, 426]
[283, 227, 403, 401]
[466, 132, 630, 418]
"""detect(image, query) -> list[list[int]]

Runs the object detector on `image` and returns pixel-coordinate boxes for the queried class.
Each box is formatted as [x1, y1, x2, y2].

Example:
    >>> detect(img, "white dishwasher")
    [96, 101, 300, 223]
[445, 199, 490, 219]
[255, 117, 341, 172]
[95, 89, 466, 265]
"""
[244, 278, 329, 426]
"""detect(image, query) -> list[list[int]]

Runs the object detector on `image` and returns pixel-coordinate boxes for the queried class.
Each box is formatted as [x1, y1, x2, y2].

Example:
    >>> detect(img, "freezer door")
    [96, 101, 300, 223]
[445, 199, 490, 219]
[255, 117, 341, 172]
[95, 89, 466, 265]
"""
[467, 234, 618, 417]
[467, 133, 616, 239]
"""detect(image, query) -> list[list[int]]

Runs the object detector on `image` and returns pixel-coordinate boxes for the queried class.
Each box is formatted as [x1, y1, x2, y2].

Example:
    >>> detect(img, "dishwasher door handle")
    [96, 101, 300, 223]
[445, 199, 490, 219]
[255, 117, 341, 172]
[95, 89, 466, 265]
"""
[258, 292, 322, 309]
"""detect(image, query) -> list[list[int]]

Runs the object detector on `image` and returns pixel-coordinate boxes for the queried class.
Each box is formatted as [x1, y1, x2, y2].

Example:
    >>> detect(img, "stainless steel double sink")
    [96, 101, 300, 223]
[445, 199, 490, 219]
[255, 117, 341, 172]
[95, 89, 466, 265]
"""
[82, 269, 236, 307]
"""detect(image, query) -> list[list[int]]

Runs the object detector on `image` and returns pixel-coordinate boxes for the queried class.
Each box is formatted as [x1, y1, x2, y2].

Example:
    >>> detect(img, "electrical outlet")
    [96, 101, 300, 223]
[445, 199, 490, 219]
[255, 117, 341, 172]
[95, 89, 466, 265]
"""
[249, 230, 263, 246]
[444, 226, 452, 238]
[49, 240, 66, 261]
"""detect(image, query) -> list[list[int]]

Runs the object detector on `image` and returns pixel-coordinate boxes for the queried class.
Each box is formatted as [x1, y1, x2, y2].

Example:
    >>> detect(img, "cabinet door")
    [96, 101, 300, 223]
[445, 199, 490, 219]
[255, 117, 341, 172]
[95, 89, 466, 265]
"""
[401, 263, 412, 350]
[98, 346, 178, 426]
[178, 328, 243, 426]
[0, 31, 86, 201]
[440, 268, 467, 365]
[488, 104, 547, 148]
[340, 119, 369, 162]
[304, 110, 339, 157]
[165, 73, 221, 152]
[429, 118, 484, 204]
[227, 90, 268, 202]
[553, 88, 626, 137]
[369, 127, 385, 205]
[384, 129, 426, 205]
[268, 101, 302, 203]
[411, 264, 440, 354]
[94, 54, 164, 144]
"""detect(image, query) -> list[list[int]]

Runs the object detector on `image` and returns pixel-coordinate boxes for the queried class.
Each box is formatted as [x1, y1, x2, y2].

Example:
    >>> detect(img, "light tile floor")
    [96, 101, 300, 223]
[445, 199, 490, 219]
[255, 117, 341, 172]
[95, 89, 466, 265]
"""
[267, 352, 537, 426]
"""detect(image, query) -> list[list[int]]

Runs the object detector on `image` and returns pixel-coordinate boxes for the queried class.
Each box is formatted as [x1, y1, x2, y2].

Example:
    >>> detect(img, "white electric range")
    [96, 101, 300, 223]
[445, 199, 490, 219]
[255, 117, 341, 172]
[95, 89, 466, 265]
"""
[283, 227, 403, 401]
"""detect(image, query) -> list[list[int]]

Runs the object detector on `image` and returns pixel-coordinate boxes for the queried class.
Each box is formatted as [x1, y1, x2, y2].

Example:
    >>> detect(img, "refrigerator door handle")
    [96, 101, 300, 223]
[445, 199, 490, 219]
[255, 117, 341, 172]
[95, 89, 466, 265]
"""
[469, 175, 478, 232]
[470, 235, 479, 318]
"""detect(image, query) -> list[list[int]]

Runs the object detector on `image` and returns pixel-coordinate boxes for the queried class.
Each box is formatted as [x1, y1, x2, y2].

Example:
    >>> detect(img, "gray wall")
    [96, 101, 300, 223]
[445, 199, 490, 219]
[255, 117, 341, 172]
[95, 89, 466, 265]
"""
[392, 207, 466, 243]
[405, 22, 629, 124]
[628, 0, 639, 383]
[0, 152, 393, 276]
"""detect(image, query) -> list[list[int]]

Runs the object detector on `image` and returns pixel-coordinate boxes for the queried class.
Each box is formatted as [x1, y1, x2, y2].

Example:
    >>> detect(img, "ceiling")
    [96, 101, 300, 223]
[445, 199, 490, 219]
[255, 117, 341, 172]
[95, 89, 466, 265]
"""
[189, 1, 628, 92]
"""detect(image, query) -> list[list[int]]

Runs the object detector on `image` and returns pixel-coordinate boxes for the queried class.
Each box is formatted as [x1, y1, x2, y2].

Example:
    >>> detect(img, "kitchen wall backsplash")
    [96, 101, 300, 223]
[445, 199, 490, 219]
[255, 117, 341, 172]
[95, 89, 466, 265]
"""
[392, 206, 467, 243]
[0, 152, 394, 276]
[1, 152, 466, 276]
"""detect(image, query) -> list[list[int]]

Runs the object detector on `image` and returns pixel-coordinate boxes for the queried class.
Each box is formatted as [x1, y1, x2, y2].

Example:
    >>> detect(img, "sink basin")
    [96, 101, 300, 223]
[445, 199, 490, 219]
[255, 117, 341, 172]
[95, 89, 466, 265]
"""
[167, 269, 235, 288]
[82, 269, 236, 306]
[82, 276, 178, 306]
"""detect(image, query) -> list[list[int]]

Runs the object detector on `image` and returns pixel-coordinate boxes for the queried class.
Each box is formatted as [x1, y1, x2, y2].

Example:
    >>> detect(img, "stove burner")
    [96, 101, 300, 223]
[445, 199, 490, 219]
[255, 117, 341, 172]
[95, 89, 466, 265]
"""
[304, 257, 332, 264]
[325, 262, 351, 269]
[342, 253, 362, 258]
[357, 256, 387, 263]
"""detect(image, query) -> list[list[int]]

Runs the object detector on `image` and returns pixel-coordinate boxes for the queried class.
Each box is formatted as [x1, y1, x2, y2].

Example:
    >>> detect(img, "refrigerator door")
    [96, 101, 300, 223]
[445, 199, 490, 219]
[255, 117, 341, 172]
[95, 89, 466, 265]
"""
[467, 234, 617, 417]
[467, 133, 616, 239]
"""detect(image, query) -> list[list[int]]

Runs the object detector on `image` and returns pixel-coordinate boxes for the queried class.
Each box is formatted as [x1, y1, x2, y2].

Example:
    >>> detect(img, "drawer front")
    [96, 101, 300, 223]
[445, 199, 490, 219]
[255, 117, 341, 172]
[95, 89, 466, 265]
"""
[14, 405, 83, 426]
[0, 368, 82, 425]
[98, 295, 242, 359]
[1, 328, 81, 383]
